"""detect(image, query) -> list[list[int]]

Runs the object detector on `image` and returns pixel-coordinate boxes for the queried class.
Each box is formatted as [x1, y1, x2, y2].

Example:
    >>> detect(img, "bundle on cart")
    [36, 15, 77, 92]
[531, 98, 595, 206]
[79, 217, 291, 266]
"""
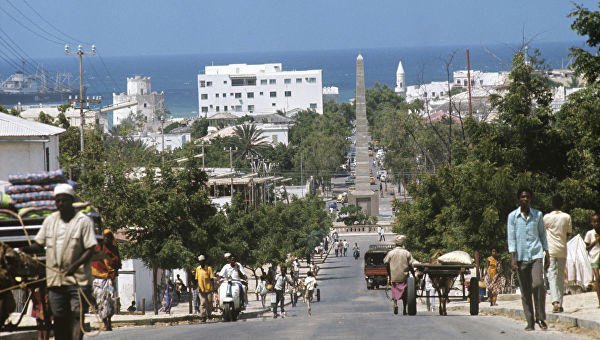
[3, 170, 76, 213]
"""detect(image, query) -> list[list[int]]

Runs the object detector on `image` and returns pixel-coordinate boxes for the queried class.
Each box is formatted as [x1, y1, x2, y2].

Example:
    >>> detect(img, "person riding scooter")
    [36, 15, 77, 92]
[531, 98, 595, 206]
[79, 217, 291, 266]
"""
[218, 254, 247, 308]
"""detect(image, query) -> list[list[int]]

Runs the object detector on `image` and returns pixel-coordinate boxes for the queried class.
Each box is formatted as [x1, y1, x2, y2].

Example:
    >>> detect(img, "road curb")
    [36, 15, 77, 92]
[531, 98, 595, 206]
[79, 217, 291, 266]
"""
[450, 305, 600, 334]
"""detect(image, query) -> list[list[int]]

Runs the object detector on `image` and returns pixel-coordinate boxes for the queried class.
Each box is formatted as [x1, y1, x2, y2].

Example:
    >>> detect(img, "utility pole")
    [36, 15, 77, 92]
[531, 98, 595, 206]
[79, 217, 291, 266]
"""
[65, 44, 98, 158]
[300, 152, 304, 196]
[225, 146, 236, 196]
[466, 48, 473, 116]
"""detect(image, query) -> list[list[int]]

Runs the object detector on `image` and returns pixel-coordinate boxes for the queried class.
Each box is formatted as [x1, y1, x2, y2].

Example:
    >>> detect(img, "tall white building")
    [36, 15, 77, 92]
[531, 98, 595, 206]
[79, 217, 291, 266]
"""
[112, 76, 165, 127]
[197, 63, 323, 118]
[394, 61, 406, 95]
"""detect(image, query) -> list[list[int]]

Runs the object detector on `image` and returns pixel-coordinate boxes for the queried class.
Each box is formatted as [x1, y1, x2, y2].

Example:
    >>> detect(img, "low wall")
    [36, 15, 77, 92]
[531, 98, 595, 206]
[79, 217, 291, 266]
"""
[332, 224, 393, 233]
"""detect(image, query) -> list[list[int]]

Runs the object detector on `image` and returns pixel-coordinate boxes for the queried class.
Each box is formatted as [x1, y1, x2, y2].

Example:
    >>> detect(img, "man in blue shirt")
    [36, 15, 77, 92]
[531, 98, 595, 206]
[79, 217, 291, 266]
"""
[507, 188, 549, 331]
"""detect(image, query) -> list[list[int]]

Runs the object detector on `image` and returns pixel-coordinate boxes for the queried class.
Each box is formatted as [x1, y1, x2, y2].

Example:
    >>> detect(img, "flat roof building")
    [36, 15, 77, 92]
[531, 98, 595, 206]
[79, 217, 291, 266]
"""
[197, 63, 323, 118]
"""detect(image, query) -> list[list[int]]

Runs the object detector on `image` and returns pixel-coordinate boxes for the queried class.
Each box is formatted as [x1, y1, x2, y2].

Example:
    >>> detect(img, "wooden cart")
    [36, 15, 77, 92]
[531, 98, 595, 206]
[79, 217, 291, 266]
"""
[405, 263, 479, 316]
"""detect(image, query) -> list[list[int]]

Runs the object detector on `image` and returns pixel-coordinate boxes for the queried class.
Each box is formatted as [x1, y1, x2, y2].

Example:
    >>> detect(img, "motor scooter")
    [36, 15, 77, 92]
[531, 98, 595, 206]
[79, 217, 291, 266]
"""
[218, 277, 245, 321]
[353, 248, 360, 260]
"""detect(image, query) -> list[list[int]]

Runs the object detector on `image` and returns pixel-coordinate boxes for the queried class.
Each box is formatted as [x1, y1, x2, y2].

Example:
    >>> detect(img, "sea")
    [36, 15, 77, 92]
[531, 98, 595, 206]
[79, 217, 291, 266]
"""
[0, 41, 585, 118]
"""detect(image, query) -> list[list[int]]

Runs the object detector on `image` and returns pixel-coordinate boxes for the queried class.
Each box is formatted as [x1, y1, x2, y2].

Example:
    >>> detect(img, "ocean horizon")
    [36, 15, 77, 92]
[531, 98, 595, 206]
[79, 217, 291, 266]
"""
[0, 40, 587, 118]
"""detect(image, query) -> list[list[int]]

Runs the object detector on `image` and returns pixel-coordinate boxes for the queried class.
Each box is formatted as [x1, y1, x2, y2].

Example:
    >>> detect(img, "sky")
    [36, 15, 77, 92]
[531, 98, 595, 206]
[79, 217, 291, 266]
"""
[0, 0, 596, 58]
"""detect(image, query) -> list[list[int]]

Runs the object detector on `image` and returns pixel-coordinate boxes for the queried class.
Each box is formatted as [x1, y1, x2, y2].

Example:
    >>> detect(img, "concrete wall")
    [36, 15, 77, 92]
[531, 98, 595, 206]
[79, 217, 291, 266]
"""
[0, 135, 60, 180]
[117, 259, 156, 311]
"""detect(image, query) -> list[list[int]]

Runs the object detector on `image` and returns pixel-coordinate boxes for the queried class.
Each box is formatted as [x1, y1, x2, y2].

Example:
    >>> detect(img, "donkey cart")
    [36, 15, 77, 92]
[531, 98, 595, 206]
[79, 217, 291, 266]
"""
[405, 263, 479, 316]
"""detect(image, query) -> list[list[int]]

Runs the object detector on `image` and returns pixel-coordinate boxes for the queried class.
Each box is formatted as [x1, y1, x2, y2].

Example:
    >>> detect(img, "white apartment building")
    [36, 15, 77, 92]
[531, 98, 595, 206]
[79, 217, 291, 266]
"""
[113, 76, 165, 127]
[197, 63, 323, 118]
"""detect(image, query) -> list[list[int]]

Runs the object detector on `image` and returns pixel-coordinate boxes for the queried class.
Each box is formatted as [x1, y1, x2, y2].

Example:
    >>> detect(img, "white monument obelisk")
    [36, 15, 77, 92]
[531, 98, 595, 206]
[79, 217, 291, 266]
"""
[348, 53, 379, 216]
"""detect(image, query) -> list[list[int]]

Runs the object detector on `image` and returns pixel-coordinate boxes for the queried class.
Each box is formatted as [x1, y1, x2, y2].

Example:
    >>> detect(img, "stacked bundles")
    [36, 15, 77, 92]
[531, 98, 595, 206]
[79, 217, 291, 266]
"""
[5, 170, 72, 211]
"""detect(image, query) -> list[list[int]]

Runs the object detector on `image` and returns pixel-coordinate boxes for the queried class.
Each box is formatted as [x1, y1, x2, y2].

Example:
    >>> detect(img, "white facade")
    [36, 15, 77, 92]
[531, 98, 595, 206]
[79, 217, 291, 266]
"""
[113, 76, 165, 127]
[197, 63, 323, 117]
[323, 86, 340, 103]
[405, 81, 450, 103]
[0, 112, 64, 180]
[452, 70, 508, 89]
[117, 259, 157, 312]
[137, 132, 191, 152]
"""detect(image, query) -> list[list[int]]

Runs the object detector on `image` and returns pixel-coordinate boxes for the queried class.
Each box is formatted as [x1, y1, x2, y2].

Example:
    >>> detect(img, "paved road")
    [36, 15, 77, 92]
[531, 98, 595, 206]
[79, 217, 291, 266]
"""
[98, 235, 584, 339]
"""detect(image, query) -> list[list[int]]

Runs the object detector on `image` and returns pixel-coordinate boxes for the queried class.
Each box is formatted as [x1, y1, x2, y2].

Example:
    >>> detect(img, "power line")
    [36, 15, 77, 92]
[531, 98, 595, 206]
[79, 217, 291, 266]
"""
[5, 0, 67, 44]
[97, 53, 119, 90]
[0, 5, 64, 45]
[21, 0, 90, 45]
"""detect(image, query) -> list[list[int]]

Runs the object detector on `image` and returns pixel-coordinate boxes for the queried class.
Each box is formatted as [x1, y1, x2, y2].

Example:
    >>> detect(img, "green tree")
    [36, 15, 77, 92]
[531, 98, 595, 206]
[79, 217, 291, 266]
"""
[233, 123, 269, 160]
[569, 3, 600, 84]
[190, 118, 209, 139]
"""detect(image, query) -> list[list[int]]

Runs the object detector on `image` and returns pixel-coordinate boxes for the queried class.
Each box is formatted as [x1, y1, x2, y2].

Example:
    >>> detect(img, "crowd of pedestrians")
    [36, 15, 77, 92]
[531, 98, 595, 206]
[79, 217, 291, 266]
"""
[507, 189, 599, 331]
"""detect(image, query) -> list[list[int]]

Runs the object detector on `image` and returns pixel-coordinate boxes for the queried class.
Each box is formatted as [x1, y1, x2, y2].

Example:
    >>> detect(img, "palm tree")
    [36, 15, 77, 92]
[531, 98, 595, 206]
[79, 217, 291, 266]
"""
[233, 123, 269, 160]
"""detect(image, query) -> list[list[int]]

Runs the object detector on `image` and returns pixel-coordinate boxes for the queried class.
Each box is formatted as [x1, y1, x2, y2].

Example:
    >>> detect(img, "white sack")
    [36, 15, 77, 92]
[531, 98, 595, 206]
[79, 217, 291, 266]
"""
[438, 250, 473, 265]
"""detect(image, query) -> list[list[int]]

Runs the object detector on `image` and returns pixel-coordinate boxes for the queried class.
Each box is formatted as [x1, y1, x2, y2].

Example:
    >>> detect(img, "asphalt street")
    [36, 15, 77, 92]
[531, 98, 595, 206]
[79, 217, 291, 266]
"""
[96, 235, 583, 340]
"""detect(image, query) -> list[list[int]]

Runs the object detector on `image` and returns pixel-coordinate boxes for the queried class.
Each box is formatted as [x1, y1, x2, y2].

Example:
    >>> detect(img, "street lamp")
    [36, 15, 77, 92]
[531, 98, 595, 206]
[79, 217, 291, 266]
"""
[65, 44, 98, 160]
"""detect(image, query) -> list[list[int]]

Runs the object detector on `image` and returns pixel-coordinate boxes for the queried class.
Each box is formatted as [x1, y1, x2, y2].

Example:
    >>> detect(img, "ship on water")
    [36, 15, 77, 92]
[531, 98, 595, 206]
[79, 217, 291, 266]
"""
[0, 69, 81, 105]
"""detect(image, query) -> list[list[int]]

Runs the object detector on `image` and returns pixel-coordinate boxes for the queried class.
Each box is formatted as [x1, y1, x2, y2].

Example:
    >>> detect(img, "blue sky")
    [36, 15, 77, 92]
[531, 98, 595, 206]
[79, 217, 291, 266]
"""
[0, 0, 596, 58]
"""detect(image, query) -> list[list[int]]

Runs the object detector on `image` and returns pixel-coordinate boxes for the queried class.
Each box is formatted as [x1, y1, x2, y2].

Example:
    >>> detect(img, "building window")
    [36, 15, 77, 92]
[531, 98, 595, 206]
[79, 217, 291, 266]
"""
[201, 106, 208, 113]
[296, 78, 302, 83]
[285, 91, 291, 97]
[261, 79, 268, 85]
[272, 103, 276, 107]
[215, 93, 219, 98]
[310, 103, 317, 109]
[209, 104, 213, 108]
[223, 80, 228, 84]
[284, 78, 291, 84]
[463, 80, 468, 86]
[248, 105, 254, 112]
[235, 93, 242, 98]
[201, 93, 208, 100]
[223, 93, 226, 98]
[207, 81, 213, 87]
[143, 103, 147, 108]
[224, 106, 228, 111]
[439, 91, 444, 96]
[230, 93, 233, 96]
[270, 91, 277, 98]
[234, 105, 242, 112]
[307, 77, 316, 83]
[216, 106, 220, 112]
[200, 80, 206, 87]
[247, 92, 254, 98]
[432, 92, 436, 97]
[269, 79, 276, 84]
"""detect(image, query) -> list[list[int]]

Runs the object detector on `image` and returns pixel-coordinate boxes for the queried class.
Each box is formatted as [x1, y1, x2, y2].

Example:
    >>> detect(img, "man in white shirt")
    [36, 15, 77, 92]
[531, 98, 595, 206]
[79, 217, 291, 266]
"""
[584, 214, 600, 308]
[304, 271, 318, 315]
[24, 184, 97, 340]
[273, 267, 293, 318]
[543, 195, 572, 313]
[218, 254, 247, 307]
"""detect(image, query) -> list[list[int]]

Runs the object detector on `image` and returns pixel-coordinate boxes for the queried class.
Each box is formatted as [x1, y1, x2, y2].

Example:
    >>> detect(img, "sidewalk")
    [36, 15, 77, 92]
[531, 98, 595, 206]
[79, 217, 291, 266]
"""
[2, 250, 331, 339]
[448, 291, 600, 336]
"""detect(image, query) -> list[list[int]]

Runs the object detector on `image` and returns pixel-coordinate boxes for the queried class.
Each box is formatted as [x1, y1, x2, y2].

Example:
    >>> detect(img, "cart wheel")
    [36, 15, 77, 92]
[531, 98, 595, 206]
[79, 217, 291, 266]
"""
[406, 276, 417, 316]
[469, 277, 479, 316]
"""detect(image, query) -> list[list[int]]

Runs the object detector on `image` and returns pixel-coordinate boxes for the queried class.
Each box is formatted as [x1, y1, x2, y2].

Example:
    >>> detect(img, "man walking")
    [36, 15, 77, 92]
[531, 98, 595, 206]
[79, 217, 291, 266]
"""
[195, 255, 215, 322]
[377, 226, 385, 242]
[543, 195, 571, 313]
[24, 184, 97, 340]
[383, 235, 414, 315]
[507, 188, 549, 331]
[273, 266, 293, 318]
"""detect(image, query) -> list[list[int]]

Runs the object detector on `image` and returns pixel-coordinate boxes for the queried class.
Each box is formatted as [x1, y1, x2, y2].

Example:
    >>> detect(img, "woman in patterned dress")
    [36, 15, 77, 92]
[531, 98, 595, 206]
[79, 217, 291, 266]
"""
[485, 248, 506, 306]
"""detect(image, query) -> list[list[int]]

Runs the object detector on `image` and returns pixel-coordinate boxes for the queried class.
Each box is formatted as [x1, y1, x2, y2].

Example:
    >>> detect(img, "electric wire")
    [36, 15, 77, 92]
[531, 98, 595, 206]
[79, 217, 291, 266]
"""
[21, 0, 91, 45]
[5, 0, 67, 45]
[0, 5, 64, 45]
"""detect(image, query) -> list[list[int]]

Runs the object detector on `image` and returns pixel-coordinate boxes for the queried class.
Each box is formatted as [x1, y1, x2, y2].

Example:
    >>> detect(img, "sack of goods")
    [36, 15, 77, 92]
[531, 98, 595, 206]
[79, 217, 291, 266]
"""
[437, 250, 474, 265]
